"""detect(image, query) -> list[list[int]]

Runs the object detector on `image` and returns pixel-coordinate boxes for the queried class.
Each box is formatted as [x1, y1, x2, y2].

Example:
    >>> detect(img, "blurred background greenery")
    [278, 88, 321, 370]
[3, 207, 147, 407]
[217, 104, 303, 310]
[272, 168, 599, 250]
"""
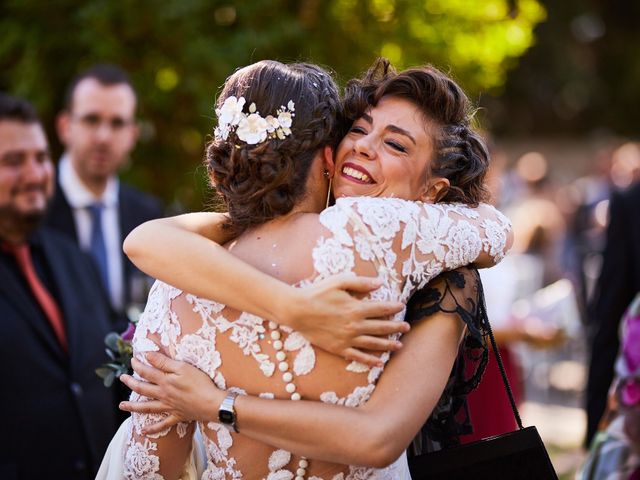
[0, 0, 637, 210]
[3, 1, 639, 476]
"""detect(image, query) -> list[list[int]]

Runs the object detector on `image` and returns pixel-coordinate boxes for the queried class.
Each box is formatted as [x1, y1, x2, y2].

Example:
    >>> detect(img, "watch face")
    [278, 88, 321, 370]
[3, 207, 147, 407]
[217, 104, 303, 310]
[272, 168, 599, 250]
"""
[219, 409, 234, 424]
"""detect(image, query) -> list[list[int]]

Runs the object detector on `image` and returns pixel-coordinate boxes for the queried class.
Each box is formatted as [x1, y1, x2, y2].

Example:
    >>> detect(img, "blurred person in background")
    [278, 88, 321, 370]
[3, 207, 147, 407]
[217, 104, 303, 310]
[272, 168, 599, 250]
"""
[609, 142, 640, 191]
[0, 93, 117, 480]
[508, 151, 567, 285]
[570, 142, 640, 312]
[564, 146, 615, 314]
[586, 142, 640, 446]
[45, 64, 163, 332]
[461, 147, 566, 442]
[579, 293, 640, 479]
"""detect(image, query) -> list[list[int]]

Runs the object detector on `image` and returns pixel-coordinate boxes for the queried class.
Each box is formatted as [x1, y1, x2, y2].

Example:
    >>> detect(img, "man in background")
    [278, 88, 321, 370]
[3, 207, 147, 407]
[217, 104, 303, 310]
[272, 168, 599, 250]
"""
[0, 93, 117, 479]
[586, 180, 640, 445]
[46, 64, 163, 331]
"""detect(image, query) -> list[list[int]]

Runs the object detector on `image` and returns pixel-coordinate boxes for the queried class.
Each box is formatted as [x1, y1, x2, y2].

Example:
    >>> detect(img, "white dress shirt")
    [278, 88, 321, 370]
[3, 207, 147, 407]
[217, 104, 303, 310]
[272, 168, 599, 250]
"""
[58, 155, 124, 311]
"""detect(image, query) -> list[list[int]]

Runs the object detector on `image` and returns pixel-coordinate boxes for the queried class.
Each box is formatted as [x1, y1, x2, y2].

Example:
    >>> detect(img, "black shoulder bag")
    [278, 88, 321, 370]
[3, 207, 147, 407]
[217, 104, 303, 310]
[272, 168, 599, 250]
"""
[408, 279, 559, 480]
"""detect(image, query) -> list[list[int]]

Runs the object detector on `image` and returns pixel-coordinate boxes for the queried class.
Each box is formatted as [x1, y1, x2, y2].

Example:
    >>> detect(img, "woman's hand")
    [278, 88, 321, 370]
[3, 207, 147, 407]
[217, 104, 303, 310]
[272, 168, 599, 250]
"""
[119, 352, 223, 435]
[283, 274, 408, 366]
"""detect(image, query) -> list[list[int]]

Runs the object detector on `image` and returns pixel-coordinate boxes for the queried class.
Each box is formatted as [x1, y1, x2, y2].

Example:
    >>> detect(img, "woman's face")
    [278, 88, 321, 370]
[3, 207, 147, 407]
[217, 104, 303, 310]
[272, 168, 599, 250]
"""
[332, 96, 434, 201]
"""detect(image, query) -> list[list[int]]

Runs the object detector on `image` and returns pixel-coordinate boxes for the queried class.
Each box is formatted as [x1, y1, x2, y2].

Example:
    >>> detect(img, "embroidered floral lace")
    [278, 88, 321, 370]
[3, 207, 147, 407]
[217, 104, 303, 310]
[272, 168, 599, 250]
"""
[123, 197, 511, 479]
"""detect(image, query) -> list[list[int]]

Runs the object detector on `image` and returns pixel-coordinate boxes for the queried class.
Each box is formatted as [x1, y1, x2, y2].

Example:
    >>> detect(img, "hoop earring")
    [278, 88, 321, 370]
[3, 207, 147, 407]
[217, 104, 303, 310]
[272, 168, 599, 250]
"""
[325, 177, 332, 209]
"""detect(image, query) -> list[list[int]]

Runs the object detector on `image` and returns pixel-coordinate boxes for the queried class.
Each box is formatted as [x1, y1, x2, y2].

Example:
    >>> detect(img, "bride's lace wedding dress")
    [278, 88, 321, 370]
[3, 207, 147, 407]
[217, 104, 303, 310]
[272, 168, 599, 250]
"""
[97, 197, 511, 480]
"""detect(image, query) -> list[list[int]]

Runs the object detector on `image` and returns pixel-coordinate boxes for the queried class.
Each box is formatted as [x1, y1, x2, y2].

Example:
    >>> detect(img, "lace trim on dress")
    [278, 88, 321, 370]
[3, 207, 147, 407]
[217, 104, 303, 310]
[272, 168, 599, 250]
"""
[123, 197, 511, 479]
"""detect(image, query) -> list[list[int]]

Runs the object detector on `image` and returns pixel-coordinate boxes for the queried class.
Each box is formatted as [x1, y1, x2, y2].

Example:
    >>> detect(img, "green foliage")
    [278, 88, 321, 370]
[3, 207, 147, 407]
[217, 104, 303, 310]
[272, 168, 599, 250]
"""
[0, 0, 543, 208]
[96, 326, 134, 387]
[485, 1, 640, 136]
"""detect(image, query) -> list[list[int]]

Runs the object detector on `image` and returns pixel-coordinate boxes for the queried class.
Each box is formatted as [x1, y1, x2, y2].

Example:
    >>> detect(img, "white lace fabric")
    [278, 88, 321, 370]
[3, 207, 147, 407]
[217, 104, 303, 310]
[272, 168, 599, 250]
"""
[123, 198, 511, 479]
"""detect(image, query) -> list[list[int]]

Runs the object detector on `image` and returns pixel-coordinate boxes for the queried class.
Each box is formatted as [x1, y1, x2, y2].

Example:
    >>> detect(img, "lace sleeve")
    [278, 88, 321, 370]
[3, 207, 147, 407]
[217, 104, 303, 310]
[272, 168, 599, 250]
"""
[320, 198, 511, 301]
[124, 281, 196, 480]
[403, 268, 489, 454]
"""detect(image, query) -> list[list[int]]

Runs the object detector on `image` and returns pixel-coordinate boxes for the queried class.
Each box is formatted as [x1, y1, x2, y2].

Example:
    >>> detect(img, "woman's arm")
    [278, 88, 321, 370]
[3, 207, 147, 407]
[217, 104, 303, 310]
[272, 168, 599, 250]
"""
[120, 278, 466, 468]
[124, 213, 407, 365]
[477, 204, 513, 267]
[414, 201, 513, 270]
[318, 198, 513, 288]
[123, 212, 296, 321]
[123, 283, 197, 480]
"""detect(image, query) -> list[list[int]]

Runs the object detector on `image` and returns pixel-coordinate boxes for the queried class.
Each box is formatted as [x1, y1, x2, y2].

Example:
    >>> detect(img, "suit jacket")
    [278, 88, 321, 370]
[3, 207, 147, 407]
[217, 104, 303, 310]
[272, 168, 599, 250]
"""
[0, 229, 118, 480]
[586, 181, 640, 444]
[45, 179, 163, 331]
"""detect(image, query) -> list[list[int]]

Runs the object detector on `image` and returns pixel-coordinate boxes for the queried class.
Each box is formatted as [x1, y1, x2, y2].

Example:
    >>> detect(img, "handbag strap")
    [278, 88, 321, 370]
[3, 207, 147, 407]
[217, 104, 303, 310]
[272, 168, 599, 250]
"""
[477, 273, 524, 430]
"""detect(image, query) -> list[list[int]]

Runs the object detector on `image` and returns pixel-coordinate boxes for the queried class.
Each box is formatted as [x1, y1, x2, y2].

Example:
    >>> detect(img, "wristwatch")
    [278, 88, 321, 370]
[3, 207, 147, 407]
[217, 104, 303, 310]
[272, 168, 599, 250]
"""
[218, 391, 240, 433]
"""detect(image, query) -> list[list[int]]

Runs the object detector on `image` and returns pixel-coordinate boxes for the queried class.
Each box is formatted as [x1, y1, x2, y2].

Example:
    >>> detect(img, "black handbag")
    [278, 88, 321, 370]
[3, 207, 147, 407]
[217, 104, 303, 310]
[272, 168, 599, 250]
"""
[408, 281, 559, 480]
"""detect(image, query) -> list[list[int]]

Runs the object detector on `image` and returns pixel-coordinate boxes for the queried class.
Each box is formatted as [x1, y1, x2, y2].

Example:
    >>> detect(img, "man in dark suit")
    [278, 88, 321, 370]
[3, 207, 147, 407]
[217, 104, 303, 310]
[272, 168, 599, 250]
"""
[0, 93, 117, 479]
[45, 64, 162, 332]
[586, 180, 640, 444]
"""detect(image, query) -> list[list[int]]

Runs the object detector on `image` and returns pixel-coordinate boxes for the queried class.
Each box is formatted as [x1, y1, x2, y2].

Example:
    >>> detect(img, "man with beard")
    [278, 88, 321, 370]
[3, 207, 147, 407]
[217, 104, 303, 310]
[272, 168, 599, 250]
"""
[0, 93, 117, 479]
[46, 64, 163, 331]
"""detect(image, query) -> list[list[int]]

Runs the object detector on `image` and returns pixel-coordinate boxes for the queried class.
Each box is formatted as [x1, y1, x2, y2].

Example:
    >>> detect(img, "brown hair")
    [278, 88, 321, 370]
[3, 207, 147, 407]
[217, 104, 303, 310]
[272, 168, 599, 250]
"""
[64, 63, 135, 111]
[0, 93, 40, 123]
[206, 60, 342, 234]
[343, 58, 490, 205]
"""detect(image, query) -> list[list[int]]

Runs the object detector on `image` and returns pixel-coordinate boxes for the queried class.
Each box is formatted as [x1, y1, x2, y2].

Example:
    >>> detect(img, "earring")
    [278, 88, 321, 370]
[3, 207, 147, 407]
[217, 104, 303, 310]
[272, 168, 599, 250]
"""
[323, 170, 330, 178]
[325, 177, 332, 209]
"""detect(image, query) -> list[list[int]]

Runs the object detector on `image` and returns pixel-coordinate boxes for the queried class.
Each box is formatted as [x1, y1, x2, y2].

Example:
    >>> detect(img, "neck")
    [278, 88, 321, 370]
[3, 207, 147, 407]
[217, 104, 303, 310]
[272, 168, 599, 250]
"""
[80, 175, 108, 197]
[293, 195, 323, 216]
[279, 182, 325, 220]
[0, 228, 27, 246]
[0, 208, 40, 245]
[68, 155, 109, 197]
[245, 201, 316, 238]
[260, 207, 309, 228]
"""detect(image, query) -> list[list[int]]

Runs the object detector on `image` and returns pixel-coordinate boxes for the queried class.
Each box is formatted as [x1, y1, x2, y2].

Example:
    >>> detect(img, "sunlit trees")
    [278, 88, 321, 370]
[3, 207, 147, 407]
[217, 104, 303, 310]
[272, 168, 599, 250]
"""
[0, 0, 544, 207]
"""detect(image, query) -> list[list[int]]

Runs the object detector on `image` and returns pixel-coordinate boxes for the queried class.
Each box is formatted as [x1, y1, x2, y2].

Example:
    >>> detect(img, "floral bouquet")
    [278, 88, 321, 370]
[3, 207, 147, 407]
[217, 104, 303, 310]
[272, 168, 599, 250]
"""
[95, 320, 136, 388]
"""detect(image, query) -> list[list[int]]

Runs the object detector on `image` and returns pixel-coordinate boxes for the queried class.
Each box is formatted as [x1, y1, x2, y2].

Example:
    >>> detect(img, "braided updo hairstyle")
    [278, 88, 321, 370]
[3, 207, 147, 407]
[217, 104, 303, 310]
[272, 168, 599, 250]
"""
[207, 60, 343, 234]
[343, 58, 490, 205]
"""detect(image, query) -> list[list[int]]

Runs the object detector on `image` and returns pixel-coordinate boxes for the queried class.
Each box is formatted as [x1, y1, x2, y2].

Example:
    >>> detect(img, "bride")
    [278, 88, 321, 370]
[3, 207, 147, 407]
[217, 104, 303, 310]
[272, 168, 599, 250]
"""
[99, 59, 512, 479]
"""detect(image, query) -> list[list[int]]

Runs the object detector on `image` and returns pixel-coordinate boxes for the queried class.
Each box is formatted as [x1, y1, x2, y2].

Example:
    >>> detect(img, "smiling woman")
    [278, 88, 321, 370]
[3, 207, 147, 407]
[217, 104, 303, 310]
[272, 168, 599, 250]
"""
[100, 59, 511, 480]
[334, 96, 436, 201]
[336, 59, 490, 207]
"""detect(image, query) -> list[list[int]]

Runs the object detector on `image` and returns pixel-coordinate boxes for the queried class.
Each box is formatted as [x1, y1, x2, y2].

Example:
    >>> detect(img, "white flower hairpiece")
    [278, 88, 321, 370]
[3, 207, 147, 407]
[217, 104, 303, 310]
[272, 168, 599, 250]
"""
[214, 96, 295, 145]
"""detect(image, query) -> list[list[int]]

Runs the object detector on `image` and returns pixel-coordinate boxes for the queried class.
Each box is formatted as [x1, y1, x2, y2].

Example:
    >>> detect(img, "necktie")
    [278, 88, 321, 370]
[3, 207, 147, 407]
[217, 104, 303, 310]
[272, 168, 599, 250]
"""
[4, 243, 68, 351]
[88, 202, 110, 294]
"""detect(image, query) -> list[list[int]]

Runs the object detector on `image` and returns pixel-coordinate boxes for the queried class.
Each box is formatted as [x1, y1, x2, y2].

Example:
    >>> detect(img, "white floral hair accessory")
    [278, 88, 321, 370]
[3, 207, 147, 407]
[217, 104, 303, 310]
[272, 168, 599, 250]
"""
[214, 96, 295, 145]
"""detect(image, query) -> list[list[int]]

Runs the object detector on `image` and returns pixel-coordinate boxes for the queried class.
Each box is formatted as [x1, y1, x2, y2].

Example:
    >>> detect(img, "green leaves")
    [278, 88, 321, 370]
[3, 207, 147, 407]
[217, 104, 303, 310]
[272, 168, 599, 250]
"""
[95, 328, 134, 388]
[0, 0, 543, 209]
[104, 332, 121, 351]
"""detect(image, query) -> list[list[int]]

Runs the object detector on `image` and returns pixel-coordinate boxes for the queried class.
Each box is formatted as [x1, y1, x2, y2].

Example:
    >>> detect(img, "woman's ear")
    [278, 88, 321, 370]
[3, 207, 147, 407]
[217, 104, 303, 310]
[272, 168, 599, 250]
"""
[421, 177, 450, 203]
[323, 145, 336, 178]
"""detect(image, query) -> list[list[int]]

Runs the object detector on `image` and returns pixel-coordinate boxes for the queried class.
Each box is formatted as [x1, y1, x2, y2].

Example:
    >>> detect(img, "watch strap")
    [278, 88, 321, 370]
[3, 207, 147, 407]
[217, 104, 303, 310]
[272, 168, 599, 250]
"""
[218, 391, 240, 433]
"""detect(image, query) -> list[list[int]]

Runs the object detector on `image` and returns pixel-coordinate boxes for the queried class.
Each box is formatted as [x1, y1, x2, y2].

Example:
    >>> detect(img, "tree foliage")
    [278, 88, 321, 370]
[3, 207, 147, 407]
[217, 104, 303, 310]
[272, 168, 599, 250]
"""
[0, 0, 544, 208]
[483, 0, 640, 137]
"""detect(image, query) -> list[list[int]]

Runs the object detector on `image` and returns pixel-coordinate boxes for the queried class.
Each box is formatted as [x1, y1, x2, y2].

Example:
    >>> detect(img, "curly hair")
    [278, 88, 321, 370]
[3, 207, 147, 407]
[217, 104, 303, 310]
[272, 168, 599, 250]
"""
[206, 60, 342, 234]
[343, 58, 490, 205]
